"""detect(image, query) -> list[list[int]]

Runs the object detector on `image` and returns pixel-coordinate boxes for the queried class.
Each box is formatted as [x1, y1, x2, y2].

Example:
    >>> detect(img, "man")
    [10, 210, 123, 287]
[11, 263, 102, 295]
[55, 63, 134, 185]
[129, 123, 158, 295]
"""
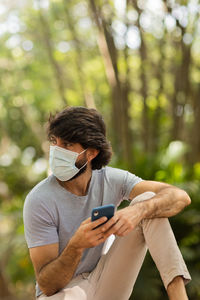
[23, 106, 191, 300]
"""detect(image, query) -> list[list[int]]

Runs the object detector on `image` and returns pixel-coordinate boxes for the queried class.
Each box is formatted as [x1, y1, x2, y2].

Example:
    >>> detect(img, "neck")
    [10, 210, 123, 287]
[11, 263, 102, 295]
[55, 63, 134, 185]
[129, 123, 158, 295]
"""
[57, 166, 92, 196]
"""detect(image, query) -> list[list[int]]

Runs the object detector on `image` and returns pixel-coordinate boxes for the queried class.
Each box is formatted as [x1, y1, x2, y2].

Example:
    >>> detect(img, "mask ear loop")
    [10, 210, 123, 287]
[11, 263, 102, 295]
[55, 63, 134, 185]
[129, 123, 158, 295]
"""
[78, 148, 88, 156]
[78, 160, 88, 171]
[76, 149, 88, 170]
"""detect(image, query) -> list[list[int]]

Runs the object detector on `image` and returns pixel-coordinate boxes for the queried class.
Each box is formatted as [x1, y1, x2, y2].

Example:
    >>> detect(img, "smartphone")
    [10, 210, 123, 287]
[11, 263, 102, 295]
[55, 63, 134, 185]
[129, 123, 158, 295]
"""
[91, 204, 115, 228]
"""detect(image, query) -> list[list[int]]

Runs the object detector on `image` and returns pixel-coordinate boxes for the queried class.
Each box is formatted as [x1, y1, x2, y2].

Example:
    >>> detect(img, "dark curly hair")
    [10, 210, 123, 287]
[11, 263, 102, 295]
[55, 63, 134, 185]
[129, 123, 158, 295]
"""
[47, 106, 112, 170]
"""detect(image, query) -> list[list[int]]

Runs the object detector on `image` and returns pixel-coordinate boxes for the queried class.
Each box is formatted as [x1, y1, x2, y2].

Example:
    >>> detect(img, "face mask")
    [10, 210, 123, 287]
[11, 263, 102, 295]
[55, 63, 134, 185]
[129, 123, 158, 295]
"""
[49, 145, 88, 181]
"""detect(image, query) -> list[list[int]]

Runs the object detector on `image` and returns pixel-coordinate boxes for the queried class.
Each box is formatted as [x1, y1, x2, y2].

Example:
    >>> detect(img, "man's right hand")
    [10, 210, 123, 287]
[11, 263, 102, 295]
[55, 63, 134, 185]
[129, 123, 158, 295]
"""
[29, 216, 111, 296]
[68, 216, 109, 251]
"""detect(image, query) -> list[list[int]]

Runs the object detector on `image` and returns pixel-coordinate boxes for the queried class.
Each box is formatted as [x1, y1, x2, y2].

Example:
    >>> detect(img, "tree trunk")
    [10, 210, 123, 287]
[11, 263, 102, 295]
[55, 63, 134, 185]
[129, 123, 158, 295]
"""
[89, 0, 132, 165]
[62, 0, 96, 109]
[38, 11, 67, 105]
[132, 0, 149, 152]
[165, 3, 191, 142]
[191, 84, 200, 163]
[151, 38, 165, 153]
[0, 269, 13, 299]
[171, 34, 191, 141]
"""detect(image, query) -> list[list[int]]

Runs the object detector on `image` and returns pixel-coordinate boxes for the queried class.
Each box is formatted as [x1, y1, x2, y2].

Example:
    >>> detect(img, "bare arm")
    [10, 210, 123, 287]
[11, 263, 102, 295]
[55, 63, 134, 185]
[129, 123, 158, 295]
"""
[30, 216, 108, 296]
[129, 180, 191, 218]
[30, 243, 83, 296]
[99, 180, 191, 238]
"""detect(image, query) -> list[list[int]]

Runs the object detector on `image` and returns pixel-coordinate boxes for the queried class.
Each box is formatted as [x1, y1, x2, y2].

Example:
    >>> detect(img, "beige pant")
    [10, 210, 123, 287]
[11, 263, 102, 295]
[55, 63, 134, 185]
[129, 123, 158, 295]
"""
[38, 192, 191, 300]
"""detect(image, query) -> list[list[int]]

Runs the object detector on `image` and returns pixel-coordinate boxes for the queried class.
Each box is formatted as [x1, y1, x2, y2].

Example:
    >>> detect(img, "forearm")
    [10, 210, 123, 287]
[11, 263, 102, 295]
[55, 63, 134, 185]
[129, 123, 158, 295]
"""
[38, 242, 83, 296]
[136, 187, 191, 219]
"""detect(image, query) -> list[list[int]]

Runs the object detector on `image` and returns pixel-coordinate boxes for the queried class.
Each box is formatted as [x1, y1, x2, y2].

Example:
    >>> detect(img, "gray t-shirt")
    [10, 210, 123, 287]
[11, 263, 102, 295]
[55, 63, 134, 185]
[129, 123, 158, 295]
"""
[23, 166, 142, 297]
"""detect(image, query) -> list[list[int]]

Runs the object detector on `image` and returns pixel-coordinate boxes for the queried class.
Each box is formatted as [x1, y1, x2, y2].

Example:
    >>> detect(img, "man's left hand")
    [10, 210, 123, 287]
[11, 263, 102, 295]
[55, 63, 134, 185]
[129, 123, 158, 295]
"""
[100, 204, 144, 238]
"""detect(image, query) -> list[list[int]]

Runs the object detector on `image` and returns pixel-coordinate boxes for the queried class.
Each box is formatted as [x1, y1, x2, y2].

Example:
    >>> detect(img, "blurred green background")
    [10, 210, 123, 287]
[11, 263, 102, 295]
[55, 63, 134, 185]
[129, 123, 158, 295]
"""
[0, 0, 200, 299]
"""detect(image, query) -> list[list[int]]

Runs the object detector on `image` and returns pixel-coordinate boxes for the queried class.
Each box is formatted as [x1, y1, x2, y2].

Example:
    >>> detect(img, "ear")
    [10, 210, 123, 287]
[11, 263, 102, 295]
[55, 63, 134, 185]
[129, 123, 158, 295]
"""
[87, 148, 99, 162]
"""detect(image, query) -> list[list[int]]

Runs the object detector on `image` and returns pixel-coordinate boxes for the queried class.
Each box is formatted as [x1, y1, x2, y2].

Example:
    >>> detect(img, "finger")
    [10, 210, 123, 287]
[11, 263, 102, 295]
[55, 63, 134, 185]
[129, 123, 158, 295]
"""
[92, 232, 109, 245]
[97, 232, 112, 243]
[93, 235, 107, 247]
[118, 227, 132, 237]
[99, 216, 119, 232]
[101, 220, 121, 238]
[89, 216, 108, 230]
[115, 224, 129, 236]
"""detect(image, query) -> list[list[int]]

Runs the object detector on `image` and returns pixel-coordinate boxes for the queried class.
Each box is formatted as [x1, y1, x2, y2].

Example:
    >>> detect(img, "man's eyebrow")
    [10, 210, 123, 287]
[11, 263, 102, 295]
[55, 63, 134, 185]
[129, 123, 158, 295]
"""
[62, 141, 74, 145]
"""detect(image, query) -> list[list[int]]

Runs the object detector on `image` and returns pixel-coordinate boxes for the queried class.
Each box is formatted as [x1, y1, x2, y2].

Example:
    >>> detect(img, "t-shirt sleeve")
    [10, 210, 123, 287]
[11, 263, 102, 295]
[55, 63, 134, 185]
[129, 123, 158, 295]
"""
[104, 167, 143, 204]
[121, 170, 143, 199]
[23, 194, 59, 248]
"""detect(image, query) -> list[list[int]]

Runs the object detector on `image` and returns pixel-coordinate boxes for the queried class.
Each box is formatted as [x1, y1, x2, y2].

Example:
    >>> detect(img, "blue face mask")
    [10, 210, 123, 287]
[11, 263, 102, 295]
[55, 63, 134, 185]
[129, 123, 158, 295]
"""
[49, 145, 87, 181]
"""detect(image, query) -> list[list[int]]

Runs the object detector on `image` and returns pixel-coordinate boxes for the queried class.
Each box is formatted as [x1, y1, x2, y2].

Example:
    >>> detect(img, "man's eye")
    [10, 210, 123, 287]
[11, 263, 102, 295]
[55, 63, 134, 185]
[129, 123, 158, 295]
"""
[50, 139, 56, 145]
[64, 142, 73, 147]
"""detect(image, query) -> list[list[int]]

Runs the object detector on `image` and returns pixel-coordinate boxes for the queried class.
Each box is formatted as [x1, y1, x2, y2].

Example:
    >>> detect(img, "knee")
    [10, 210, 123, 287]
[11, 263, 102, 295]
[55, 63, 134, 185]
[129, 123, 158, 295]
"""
[130, 191, 156, 206]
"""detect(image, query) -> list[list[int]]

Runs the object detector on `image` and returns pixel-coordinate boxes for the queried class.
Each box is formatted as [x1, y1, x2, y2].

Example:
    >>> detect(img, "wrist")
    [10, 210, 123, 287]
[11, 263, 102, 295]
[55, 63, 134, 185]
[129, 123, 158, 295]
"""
[67, 239, 84, 254]
[134, 201, 150, 220]
[59, 240, 84, 268]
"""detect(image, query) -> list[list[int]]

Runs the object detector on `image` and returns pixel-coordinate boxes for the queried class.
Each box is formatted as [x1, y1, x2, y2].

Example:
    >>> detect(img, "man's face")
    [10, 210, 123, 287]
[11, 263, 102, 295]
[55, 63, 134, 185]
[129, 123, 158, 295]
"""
[50, 136, 88, 181]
